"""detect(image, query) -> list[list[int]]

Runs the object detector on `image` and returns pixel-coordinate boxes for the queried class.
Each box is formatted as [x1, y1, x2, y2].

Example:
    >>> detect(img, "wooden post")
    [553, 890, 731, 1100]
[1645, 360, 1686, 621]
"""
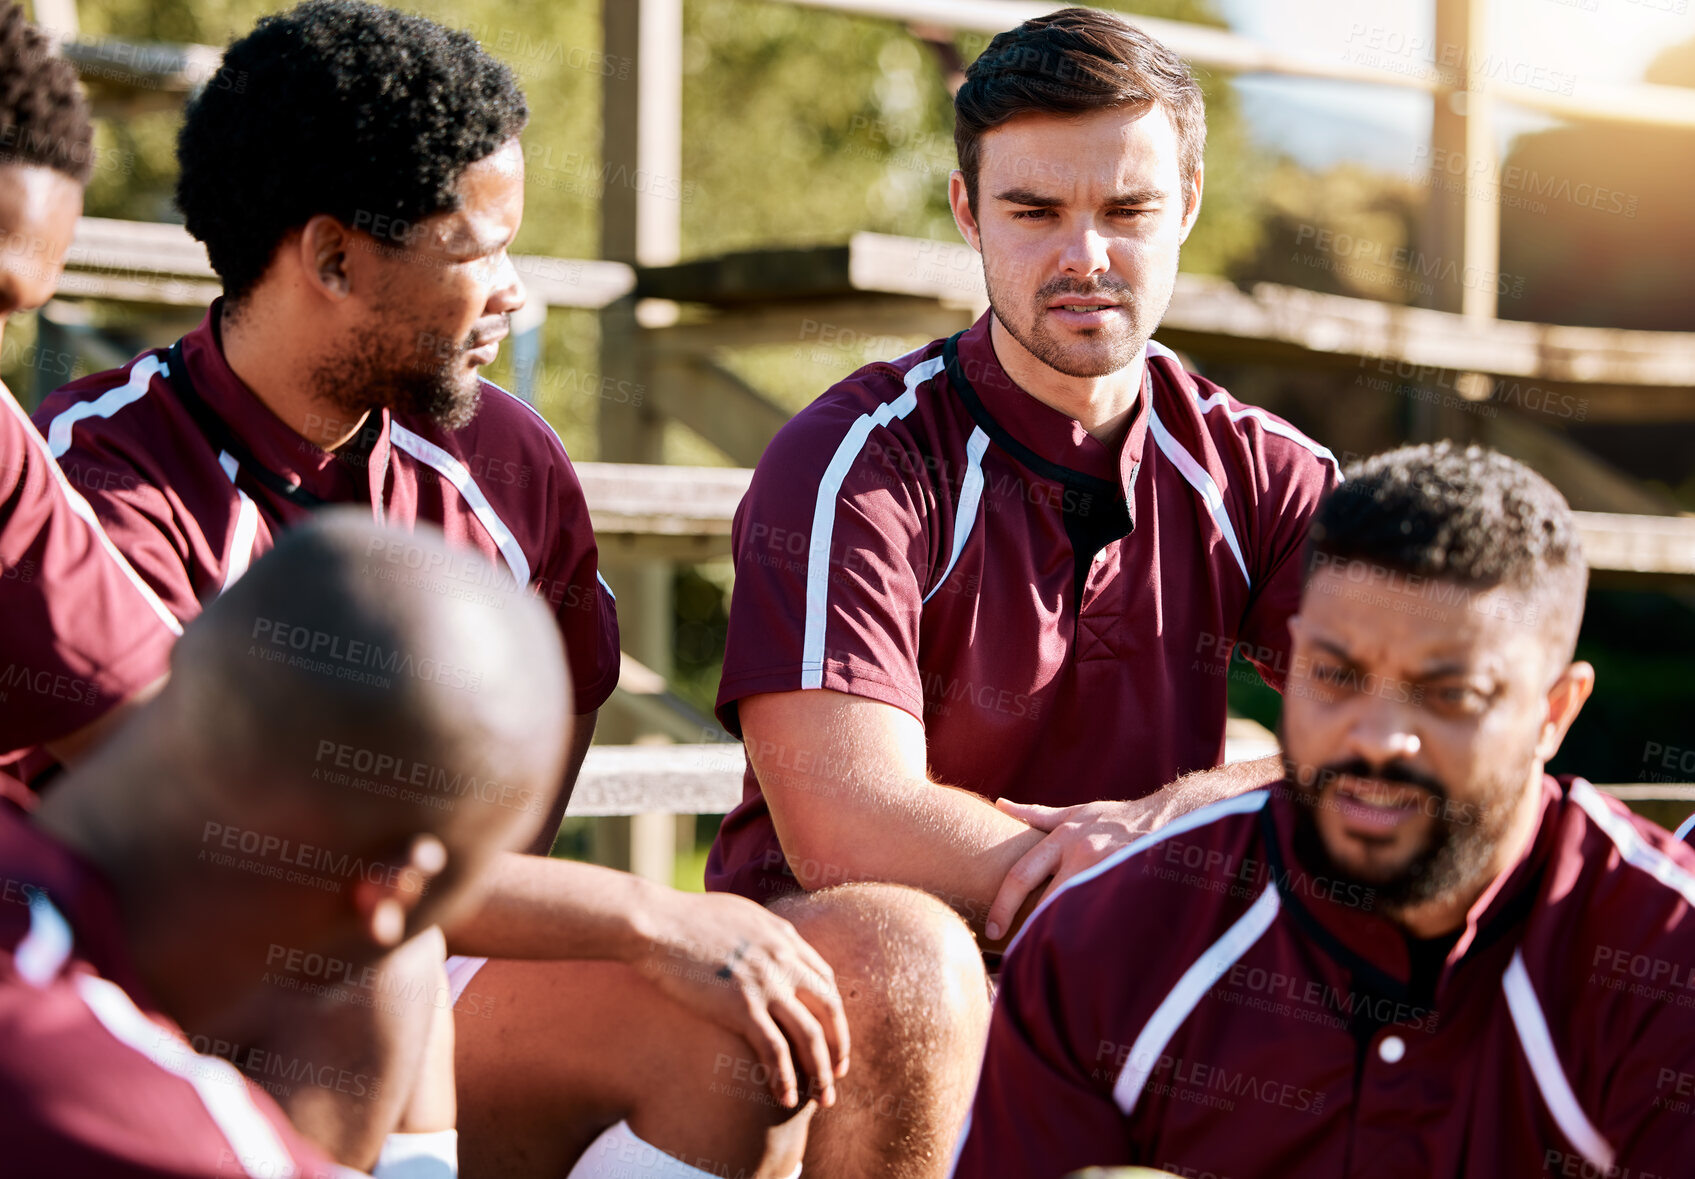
[1419, 0, 1498, 441]
[598, 0, 683, 882]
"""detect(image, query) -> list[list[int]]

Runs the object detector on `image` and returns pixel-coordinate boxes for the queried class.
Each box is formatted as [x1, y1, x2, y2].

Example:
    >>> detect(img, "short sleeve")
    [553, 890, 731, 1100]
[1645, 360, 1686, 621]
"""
[528, 449, 620, 715]
[715, 399, 928, 736]
[0, 388, 178, 755]
[1236, 440, 1340, 692]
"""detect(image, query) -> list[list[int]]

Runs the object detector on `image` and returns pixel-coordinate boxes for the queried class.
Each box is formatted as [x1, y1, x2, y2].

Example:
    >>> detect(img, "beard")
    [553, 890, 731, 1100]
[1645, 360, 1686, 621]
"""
[983, 264, 1169, 380]
[310, 323, 485, 435]
[1277, 742, 1527, 915]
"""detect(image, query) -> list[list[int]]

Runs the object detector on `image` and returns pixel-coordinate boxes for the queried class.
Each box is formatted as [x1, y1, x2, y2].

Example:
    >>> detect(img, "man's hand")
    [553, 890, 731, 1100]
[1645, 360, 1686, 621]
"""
[985, 797, 1161, 941]
[984, 756, 1283, 940]
[630, 888, 850, 1111]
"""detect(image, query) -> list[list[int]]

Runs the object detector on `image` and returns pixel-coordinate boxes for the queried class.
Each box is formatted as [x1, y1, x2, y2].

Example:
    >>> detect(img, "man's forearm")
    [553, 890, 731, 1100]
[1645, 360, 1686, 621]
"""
[769, 775, 1044, 936]
[1139, 754, 1282, 831]
[441, 851, 665, 961]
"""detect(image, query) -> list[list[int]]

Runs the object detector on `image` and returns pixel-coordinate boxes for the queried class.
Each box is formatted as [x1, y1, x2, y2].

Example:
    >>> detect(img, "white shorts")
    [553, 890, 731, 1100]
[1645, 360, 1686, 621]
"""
[443, 955, 487, 1006]
[566, 1120, 800, 1179]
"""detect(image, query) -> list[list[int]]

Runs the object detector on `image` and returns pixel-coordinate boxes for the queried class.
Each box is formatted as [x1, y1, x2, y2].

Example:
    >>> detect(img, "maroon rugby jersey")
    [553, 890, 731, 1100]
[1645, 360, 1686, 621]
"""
[707, 313, 1339, 898]
[951, 778, 1695, 1179]
[33, 302, 619, 722]
[0, 384, 178, 798]
[0, 805, 357, 1177]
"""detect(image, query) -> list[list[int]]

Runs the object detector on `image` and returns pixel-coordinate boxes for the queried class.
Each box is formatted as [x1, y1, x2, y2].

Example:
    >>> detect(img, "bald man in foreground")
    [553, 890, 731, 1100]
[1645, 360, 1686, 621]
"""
[0, 514, 571, 1175]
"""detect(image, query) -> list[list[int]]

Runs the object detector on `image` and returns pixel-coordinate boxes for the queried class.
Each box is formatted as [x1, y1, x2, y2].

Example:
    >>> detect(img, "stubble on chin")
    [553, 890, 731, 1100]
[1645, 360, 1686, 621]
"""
[310, 335, 484, 435]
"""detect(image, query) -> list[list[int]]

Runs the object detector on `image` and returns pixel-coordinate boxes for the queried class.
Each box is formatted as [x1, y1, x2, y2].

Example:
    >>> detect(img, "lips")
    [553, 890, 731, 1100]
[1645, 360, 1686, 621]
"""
[465, 329, 508, 366]
[1330, 777, 1426, 838]
[1045, 301, 1124, 329]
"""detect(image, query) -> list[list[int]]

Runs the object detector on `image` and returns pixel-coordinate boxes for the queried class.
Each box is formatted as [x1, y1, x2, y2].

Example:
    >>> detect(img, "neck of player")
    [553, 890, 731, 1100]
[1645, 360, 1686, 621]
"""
[220, 298, 371, 453]
[989, 314, 1145, 452]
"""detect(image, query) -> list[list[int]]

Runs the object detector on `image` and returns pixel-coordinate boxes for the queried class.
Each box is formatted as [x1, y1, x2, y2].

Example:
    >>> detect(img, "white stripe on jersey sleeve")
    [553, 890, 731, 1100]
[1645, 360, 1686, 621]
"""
[1147, 403, 1251, 587]
[74, 967, 302, 1177]
[1113, 882, 1282, 1117]
[4, 383, 183, 636]
[15, 891, 73, 986]
[1147, 339, 1342, 478]
[1005, 789, 1271, 956]
[1502, 949, 1615, 1174]
[922, 425, 989, 605]
[216, 451, 261, 594]
[1570, 779, 1695, 907]
[389, 423, 530, 586]
[1676, 812, 1695, 843]
[45, 354, 164, 459]
[800, 354, 945, 689]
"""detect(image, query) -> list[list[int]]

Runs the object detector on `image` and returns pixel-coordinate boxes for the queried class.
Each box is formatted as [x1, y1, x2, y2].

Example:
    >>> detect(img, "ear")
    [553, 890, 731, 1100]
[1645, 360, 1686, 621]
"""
[1178, 162, 1204, 244]
[949, 170, 983, 253]
[1534, 660, 1595, 763]
[348, 834, 448, 949]
[294, 214, 358, 302]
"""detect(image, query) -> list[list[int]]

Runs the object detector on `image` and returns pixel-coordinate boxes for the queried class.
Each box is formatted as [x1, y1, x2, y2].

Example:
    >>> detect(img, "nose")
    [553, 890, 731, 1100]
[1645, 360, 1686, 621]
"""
[484, 250, 526, 319]
[1057, 219, 1111, 278]
[1344, 690, 1422, 767]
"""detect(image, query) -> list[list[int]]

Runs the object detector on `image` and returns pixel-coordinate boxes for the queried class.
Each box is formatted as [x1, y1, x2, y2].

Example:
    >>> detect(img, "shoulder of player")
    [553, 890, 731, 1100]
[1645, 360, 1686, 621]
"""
[1558, 778, 1695, 921]
[391, 380, 581, 496]
[1012, 790, 1274, 953]
[30, 354, 201, 509]
[33, 350, 183, 456]
[1146, 345, 1338, 489]
[755, 343, 954, 494]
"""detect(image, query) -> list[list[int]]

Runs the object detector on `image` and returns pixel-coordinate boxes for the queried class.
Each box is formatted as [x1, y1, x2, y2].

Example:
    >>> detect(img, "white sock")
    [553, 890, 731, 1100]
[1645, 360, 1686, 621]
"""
[565, 1120, 800, 1179]
[373, 1128, 458, 1179]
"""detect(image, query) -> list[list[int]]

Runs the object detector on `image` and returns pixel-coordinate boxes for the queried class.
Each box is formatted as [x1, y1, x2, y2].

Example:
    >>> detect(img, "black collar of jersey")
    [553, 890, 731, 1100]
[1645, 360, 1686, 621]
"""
[940, 331, 1138, 603]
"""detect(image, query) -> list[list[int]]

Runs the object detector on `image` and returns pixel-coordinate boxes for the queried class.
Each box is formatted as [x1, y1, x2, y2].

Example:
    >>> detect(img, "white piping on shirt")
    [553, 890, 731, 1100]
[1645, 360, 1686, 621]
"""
[1147, 403, 1251, 587]
[217, 451, 261, 593]
[1570, 779, 1695, 907]
[1114, 883, 1283, 1116]
[1502, 949, 1615, 1173]
[801, 354, 945, 689]
[5, 381, 182, 636]
[922, 426, 990, 605]
[45, 355, 164, 459]
[15, 891, 73, 986]
[388, 423, 530, 585]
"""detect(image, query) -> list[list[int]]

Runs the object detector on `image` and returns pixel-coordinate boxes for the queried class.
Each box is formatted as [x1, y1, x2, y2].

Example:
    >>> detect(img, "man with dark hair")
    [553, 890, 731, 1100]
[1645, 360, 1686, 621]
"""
[38, 3, 854, 1176]
[0, 0, 179, 795]
[953, 443, 1695, 1178]
[0, 515, 570, 1176]
[710, 0, 1332, 1020]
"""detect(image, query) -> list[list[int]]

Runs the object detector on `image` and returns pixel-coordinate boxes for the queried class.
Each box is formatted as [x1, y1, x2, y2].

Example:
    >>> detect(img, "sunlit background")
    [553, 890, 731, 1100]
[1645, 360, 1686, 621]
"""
[28, 0, 1695, 881]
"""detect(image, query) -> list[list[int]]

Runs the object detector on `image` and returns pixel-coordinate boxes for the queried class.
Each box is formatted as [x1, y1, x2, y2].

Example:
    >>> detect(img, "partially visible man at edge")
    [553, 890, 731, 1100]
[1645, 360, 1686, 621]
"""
[37, 4, 874, 1177]
[708, 8, 1339, 947]
[0, 1, 178, 793]
[953, 443, 1695, 1177]
[0, 516, 568, 1176]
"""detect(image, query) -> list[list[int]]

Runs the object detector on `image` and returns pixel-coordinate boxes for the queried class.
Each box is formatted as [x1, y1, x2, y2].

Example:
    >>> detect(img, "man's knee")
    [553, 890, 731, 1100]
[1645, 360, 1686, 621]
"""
[769, 884, 988, 1178]
[771, 882, 988, 1032]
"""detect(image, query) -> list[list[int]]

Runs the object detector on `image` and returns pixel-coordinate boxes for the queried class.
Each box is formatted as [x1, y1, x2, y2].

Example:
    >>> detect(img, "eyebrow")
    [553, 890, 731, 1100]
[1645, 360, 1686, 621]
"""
[1310, 637, 1477, 681]
[991, 186, 1167, 208]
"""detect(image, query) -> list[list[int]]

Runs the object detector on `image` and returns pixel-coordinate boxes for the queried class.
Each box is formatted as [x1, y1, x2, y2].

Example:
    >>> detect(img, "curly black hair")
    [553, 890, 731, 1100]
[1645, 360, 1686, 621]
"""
[1307, 442, 1588, 665]
[0, 1, 94, 184]
[177, 0, 528, 305]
